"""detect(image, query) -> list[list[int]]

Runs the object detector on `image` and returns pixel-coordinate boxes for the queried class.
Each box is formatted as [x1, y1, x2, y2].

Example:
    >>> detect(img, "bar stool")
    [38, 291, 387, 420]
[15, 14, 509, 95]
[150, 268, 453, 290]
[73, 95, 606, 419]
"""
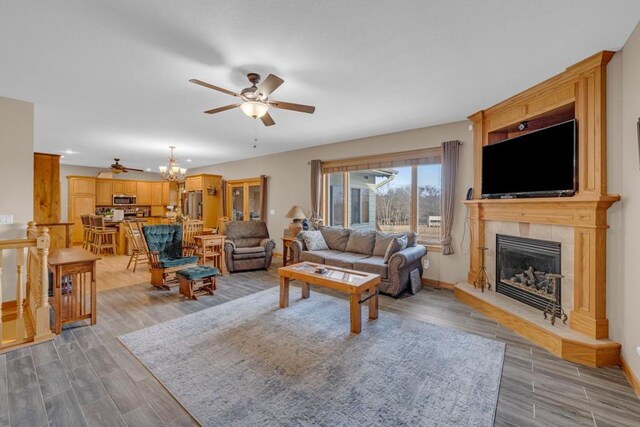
[90, 215, 117, 255]
[81, 214, 94, 251]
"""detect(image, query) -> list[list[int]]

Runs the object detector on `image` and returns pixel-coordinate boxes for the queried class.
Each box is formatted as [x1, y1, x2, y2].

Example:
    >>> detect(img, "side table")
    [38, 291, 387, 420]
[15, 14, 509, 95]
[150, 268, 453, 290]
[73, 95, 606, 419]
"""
[282, 237, 296, 267]
[48, 248, 101, 334]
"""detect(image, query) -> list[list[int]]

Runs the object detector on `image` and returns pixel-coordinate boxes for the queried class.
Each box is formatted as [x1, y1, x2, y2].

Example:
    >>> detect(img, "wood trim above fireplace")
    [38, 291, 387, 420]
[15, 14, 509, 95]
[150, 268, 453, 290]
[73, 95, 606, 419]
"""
[460, 51, 620, 360]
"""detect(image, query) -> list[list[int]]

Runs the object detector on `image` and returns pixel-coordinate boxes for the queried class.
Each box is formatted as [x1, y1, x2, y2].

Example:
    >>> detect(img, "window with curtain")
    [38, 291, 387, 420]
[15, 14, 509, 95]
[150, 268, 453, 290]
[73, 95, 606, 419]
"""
[322, 148, 442, 244]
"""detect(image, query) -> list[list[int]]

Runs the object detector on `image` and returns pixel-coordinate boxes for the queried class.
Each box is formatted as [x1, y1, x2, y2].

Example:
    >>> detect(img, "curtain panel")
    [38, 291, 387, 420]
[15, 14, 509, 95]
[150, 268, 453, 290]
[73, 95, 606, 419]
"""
[440, 140, 461, 255]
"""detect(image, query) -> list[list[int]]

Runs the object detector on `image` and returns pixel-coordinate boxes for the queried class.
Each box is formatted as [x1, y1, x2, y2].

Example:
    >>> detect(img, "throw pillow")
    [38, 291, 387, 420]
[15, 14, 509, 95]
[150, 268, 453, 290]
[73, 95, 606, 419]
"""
[373, 232, 406, 257]
[300, 230, 329, 251]
[319, 226, 351, 251]
[384, 236, 408, 264]
[345, 230, 377, 255]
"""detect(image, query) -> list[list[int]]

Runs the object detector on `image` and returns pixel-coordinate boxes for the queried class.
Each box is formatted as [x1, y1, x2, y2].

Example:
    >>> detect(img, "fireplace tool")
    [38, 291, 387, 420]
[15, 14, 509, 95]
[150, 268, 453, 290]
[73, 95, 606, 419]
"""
[473, 246, 491, 292]
[543, 273, 568, 325]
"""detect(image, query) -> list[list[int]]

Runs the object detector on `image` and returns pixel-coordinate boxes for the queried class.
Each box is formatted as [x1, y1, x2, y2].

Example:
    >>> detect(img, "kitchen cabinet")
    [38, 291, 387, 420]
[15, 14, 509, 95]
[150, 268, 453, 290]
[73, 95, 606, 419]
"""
[185, 176, 203, 192]
[162, 181, 177, 206]
[96, 179, 113, 205]
[151, 182, 163, 205]
[136, 181, 152, 205]
[113, 180, 136, 196]
[150, 206, 165, 217]
[67, 176, 96, 244]
[71, 177, 95, 195]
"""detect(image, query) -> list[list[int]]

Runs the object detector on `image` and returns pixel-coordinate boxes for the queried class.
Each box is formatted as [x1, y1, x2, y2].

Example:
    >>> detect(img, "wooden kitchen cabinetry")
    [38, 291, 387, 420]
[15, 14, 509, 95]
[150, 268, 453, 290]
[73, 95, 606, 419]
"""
[96, 179, 113, 205]
[185, 176, 203, 192]
[162, 181, 178, 205]
[151, 182, 163, 205]
[113, 180, 137, 195]
[68, 176, 96, 243]
[137, 181, 152, 205]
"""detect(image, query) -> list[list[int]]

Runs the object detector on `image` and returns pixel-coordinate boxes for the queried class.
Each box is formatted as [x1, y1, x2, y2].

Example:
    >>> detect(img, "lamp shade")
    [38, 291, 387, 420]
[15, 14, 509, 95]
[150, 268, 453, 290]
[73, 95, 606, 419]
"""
[285, 205, 306, 220]
[240, 101, 269, 118]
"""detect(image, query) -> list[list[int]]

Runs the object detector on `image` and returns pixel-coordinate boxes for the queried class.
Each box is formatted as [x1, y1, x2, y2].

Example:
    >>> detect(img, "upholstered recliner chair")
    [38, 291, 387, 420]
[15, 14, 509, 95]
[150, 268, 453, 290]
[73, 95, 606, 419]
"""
[223, 221, 276, 272]
[142, 224, 199, 289]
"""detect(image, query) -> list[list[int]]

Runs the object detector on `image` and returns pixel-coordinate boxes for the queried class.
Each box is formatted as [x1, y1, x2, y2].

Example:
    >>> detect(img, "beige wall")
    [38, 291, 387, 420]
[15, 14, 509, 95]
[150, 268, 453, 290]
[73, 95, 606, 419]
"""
[607, 22, 640, 383]
[0, 96, 34, 301]
[59, 164, 162, 221]
[191, 120, 474, 285]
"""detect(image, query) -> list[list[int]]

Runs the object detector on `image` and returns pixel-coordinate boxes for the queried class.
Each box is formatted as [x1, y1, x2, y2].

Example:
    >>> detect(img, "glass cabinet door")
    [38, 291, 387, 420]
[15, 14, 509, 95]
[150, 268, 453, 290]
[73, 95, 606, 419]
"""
[225, 177, 265, 222]
[248, 184, 261, 221]
[230, 185, 245, 221]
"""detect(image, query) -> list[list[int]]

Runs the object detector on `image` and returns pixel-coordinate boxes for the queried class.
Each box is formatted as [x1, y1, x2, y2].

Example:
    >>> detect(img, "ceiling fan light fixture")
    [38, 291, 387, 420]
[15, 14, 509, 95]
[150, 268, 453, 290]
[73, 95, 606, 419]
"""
[240, 101, 269, 118]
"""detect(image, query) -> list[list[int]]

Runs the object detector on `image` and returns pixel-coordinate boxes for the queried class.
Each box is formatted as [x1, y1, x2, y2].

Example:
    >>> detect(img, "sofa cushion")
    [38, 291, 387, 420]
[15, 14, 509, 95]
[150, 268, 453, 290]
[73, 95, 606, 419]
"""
[300, 230, 329, 251]
[300, 249, 345, 265]
[158, 255, 199, 268]
[353, 256, 388, 279]
[345, 230, 376, 255]
[234, 246, 265, 254]
[319, 226, 351, 251]
[324, 251, 370, 269]
[384, 236, 408, 263]
[373, 232, 407, 257]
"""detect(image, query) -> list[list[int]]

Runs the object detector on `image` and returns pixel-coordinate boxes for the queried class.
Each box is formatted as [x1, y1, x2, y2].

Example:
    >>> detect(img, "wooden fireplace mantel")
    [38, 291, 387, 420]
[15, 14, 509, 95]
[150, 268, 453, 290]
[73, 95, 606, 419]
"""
[459, 51, 620, 365]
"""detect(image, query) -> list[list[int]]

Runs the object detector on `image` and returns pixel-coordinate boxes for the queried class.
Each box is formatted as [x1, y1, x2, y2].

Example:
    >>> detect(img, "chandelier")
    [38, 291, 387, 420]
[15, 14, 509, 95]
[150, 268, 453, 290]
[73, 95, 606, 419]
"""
[159, 146, 187, 182]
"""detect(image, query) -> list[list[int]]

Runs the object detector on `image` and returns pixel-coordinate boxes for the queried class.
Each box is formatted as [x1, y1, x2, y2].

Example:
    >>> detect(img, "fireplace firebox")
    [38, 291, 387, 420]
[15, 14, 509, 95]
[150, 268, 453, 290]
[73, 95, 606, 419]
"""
[496, 234, 561, 317]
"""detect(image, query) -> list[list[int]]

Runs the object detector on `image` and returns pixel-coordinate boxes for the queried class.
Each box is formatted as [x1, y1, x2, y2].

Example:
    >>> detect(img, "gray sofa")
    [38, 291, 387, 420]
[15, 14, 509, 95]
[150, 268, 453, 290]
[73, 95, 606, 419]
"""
[224, 221, 276, 272]
[289, 226, 427, 297]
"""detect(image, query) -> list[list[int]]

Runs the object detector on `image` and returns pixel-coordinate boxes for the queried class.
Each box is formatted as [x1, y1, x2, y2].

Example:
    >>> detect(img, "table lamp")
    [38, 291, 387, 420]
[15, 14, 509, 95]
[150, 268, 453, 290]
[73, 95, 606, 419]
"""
[285, 205, 306, 236]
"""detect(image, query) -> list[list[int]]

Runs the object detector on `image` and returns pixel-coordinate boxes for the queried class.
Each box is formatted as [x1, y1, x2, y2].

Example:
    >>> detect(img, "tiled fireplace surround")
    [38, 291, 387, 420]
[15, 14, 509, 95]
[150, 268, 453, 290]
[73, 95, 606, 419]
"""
[484, 220, 574, 318]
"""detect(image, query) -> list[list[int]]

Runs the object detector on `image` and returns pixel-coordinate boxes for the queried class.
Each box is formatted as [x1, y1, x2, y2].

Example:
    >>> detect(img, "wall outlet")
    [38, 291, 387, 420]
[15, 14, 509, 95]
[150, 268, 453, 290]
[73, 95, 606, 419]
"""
[422, 259, 430, 271]
[0, 214, 13, 225]
[636, 346, 640, 357]
[269, 209, 276, 215]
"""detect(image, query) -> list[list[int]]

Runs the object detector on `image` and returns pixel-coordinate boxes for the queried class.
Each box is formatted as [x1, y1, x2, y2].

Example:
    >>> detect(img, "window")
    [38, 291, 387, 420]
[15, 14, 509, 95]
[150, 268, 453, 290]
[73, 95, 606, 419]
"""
[327, 173, 344, 226]
[322, 148, 442, 245]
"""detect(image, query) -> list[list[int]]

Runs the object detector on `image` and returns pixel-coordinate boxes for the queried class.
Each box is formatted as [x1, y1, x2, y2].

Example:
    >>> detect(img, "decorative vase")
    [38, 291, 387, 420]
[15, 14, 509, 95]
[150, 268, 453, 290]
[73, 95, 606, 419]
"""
[289, 219, 303, 236]
[302, 218, 310, 231]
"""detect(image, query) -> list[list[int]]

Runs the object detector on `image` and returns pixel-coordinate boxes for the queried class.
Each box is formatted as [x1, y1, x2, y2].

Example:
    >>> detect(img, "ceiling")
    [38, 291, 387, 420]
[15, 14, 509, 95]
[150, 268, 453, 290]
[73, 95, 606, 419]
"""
[1, 1, 640, 172]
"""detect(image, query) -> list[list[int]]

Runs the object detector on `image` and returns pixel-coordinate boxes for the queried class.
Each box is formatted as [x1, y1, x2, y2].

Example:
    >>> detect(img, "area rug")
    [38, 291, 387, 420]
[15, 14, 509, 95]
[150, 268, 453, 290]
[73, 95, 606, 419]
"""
[119, 288, 505, 426]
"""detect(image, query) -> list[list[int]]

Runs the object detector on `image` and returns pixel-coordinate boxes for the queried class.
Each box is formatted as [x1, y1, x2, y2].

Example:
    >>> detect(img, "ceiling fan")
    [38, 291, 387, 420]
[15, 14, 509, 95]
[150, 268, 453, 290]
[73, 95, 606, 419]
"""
[110, 159, 144, 174]
[189, 73, 315, 126]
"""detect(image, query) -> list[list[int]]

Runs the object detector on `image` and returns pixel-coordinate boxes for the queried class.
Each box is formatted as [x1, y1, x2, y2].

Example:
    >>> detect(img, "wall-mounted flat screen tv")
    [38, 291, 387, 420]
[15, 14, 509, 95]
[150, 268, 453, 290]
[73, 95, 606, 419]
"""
[481, 119, 577, 198]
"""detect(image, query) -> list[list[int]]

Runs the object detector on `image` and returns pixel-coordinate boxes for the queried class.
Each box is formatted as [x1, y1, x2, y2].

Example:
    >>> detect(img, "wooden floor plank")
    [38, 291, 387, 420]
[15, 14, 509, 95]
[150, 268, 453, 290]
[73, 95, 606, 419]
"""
[0, 255, 638, 426]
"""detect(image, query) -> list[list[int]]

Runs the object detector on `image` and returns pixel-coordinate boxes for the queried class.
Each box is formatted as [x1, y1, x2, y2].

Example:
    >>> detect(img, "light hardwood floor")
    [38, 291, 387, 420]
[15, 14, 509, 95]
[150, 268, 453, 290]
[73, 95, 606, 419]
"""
[1, 255, 639, 426]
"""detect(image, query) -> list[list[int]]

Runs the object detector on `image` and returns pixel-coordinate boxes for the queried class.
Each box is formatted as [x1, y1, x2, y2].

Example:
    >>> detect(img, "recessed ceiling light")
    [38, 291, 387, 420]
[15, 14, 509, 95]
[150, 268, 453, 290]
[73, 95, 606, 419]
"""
[146, 168, 151, 171]
[60, 155, 65, 159]
[186, 159, 192, 162]
[64, 150, 74, 154]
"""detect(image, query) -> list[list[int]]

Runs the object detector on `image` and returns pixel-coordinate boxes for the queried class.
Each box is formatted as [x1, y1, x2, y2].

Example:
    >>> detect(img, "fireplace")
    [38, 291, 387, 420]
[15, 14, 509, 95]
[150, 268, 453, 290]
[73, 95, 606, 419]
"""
[496, 234, 562, 317]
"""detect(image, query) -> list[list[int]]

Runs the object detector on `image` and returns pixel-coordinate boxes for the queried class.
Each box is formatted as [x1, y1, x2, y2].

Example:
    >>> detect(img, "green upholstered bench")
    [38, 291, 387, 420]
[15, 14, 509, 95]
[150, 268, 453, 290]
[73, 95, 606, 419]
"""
[176, 266, 219, 300]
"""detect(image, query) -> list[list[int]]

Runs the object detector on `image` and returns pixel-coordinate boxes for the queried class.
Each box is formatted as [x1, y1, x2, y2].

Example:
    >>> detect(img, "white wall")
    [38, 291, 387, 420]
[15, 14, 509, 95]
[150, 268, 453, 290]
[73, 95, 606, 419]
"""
[191, 120, 473, 285]
[607, 21, 640, 383]
[0, 96, 34, 301]
[59, 164, 162, 221]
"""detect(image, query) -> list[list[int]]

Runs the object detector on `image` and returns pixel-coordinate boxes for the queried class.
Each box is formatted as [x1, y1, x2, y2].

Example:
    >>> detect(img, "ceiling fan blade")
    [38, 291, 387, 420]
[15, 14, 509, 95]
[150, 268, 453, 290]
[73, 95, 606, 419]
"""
[189, 79, 240, 98]
[258, 74, 284, 98]
[124, 167, 145, 172]
[260, 112, 275, 127]
[204, 104, 241, 114]
[268, 100, 315, 114]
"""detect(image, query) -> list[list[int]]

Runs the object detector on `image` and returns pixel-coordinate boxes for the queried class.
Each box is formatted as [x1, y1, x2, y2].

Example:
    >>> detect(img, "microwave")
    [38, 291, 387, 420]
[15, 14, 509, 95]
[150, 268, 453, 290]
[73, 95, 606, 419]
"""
[113, 194, 136, 205]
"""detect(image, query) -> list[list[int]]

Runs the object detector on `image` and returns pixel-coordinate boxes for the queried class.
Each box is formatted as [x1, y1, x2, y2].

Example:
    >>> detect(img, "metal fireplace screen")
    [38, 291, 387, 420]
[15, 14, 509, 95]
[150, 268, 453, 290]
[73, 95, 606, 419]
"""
[495, 234, 561, 317]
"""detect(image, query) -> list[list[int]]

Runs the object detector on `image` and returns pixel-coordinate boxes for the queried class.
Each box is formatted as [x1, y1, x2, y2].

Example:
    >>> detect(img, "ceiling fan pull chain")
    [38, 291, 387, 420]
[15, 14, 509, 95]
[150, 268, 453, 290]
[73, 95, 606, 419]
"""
[253, 120, 258, 149]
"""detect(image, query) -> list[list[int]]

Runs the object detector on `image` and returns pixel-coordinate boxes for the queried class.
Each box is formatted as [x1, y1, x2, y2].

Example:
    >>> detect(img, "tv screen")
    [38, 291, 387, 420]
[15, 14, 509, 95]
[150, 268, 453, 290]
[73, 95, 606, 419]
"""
[481, 119, 577, 198]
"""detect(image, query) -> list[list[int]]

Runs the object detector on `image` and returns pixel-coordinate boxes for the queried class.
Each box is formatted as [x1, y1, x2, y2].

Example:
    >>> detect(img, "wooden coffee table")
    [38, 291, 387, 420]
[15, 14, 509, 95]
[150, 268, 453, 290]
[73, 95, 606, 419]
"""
[278, 262, 381, 333]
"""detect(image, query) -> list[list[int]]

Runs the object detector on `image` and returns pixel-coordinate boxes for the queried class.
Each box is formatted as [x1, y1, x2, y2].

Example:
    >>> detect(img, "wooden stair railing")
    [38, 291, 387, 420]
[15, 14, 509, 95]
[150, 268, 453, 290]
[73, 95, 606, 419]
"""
[0, 222, 55, 352]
